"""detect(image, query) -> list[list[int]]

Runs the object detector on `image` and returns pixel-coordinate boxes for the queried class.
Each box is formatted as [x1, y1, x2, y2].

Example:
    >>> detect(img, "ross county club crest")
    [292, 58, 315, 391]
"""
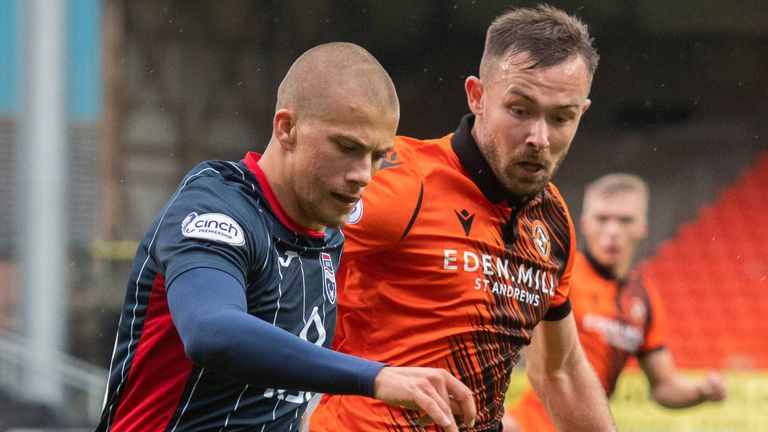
[321, 252, 336, 304]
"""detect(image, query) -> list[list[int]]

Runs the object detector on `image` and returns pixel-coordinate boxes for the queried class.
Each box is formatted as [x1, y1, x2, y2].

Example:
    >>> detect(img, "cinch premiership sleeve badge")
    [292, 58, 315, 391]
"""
[181, 212, 246, 246]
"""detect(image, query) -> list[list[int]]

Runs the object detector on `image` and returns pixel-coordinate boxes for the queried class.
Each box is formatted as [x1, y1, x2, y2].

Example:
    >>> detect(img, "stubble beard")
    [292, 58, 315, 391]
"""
[303, 197, 347, 229]
[482, 135, 566, 200]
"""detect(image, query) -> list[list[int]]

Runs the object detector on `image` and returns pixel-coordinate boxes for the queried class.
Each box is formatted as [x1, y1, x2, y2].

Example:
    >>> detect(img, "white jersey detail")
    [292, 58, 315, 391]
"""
[182, 212, 246, 246]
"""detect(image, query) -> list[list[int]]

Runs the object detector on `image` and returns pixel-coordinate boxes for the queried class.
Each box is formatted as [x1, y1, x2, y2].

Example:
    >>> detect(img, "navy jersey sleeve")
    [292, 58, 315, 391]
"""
[168, 267, 385, 396]
[154, 173, 265, 289]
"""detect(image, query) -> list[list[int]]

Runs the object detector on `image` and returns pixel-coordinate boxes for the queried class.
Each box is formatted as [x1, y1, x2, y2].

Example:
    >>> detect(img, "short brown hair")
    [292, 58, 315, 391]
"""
[480, 4, 599, 80]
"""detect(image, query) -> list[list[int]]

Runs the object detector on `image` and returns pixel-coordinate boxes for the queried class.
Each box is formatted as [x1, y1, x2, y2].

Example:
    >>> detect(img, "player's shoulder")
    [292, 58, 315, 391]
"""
[392, 132, 454, 161]
[375, 133, 457, 185]
[570, 252, 603, 284]
[573, 251, 590, 268]
[634, 266, 662, 298]
[542, 182, 569, 208]
[181, 159, 253, 186]
[172, 159, 266, 227]
[367, 136, 432, 188]
[531, 182, 573, 228]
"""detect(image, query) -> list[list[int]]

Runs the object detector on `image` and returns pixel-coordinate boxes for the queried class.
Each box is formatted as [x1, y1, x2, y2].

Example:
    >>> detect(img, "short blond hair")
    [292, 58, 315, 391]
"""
[583, 173, 649, 218]
[276, 42, 399, 121]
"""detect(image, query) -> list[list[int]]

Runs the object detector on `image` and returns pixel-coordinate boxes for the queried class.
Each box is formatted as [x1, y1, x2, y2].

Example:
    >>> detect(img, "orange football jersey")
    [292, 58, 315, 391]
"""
[508, 252, 668, 432]
[311, 115, 577, 431]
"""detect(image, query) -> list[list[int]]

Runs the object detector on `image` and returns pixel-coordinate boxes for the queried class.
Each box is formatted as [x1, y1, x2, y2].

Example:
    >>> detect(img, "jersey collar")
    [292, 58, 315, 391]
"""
[584, 251, 624, 283]
[242, 152, 325, 238]
[450, 113, 540, 207]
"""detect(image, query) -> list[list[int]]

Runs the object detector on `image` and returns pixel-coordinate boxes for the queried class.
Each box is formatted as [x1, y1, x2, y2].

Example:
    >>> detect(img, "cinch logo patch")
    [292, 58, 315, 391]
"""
[347, 200, 363, 225]
[182, 212, 245, 246]
[321, 252, 336, 304]
[531, 220, 550, 260]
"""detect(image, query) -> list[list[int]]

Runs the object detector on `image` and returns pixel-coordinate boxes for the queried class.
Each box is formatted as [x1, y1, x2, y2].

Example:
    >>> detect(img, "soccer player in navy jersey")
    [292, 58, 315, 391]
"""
[97, 42, 475, 432]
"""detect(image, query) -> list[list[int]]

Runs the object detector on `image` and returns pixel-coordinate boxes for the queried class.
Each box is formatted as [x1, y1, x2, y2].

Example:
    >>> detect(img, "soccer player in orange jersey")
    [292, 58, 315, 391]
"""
[310, 6, 616, 431]
[504, 173, 728, 432]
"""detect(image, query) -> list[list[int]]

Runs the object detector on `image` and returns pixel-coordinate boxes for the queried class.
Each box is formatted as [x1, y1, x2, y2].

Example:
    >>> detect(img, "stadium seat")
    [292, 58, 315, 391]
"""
[645, 152, 768, 369]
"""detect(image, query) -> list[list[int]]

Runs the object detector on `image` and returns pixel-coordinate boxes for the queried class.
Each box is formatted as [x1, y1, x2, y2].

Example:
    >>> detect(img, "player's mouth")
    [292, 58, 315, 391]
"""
[331, 192, 360, 207]
[516, 161, 547, 177]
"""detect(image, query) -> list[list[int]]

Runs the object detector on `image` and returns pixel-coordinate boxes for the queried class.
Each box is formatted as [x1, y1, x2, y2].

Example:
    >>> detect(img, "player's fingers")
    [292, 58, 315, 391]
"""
[417, 414, 435, 426]
[699, 375, 725, 401]
[446, 375, 476, 427]
[705, 373, 727, 399]
[414, 391, 457, 432]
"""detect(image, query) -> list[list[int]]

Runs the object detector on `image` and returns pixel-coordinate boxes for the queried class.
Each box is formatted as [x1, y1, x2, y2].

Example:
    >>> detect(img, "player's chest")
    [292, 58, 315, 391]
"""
[246, 240, 341, 313]
[575, 283, 649, 352]
[394, 201, 563, 306]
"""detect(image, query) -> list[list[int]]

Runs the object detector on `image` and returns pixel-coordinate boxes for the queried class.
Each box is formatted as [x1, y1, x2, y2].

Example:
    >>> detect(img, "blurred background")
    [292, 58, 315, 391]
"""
[0, 0, 766, 430]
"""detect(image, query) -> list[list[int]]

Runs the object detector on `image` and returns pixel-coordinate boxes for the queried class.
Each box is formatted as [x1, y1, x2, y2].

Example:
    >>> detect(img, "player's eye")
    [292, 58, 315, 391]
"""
[337, 142, 355, 154]
[550, 111, 575, 126]
[510, 106, 528, 117]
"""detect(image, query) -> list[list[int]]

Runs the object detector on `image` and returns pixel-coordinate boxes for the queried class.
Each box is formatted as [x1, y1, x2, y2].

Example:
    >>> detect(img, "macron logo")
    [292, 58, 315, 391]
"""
[454, 209, 475, 236]
[182, 212, 245, 246]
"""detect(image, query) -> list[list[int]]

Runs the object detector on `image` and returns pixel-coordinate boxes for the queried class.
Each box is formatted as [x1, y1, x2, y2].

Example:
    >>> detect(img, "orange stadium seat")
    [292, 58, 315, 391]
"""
[644, 152, 768, 369]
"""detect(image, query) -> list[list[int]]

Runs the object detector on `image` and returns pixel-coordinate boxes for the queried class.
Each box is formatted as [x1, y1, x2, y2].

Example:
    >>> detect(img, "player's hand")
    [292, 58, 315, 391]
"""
[696, 371, 727, 402]
[501, 411, 522, 432]
[372, 366, 476, 432]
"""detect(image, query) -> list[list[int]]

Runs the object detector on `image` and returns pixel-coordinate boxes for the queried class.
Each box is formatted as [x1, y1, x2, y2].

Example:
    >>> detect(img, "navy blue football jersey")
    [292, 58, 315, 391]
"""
[98, 153, 342, 431]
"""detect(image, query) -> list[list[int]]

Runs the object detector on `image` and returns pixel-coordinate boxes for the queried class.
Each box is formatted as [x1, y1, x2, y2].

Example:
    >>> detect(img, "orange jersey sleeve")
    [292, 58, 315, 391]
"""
[341, 137, 425, 258]
[506, 386, 556, 432]
[543, 182, 577, 312]
[637, 273, 668, 354]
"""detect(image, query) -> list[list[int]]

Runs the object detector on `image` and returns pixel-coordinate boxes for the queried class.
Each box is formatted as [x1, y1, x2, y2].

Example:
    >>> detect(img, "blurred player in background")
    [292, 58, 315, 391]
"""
[504, 173, 728, 432]
[311, 6, 616, 431]
[96, 42, 475, 432]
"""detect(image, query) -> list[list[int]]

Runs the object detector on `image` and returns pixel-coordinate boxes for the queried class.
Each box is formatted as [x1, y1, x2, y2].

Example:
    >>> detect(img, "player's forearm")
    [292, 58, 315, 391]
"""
[169, 268, 385, 396]
[640, 351, 727, 408]
[185, 308, 385, 395]
[650, 378, 707, 408]
[530, 359, 616, 431]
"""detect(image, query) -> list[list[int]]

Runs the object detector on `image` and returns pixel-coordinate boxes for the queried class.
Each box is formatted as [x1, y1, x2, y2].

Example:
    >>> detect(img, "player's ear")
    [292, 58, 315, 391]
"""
[465, 76, 484, 116]
[273, 108, 297, 151]
[581, 98, 592, 114]
[639, 220, 649, 240]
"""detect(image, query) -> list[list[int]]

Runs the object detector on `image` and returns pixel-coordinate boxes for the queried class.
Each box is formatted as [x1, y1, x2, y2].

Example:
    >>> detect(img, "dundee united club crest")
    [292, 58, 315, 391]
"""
[531, 220, 551, 260]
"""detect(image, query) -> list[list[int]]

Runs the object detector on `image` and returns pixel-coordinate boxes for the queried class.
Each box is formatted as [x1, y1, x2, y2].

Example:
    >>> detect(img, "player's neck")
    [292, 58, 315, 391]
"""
[585, 250, 631, 280]
[257, 144, 325, 233]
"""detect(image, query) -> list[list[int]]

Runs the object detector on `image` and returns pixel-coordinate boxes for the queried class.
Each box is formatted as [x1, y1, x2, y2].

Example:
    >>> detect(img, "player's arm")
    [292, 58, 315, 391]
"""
[638, 348, 727, 408]
[168, 267, 475, 431]
[525, 312, 616, 432]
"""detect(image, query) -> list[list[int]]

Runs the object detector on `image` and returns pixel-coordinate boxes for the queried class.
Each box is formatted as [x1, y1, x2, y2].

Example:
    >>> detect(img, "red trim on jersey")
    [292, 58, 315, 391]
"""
[243, 152, 325, 238]
[111, 274, 194, 431]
